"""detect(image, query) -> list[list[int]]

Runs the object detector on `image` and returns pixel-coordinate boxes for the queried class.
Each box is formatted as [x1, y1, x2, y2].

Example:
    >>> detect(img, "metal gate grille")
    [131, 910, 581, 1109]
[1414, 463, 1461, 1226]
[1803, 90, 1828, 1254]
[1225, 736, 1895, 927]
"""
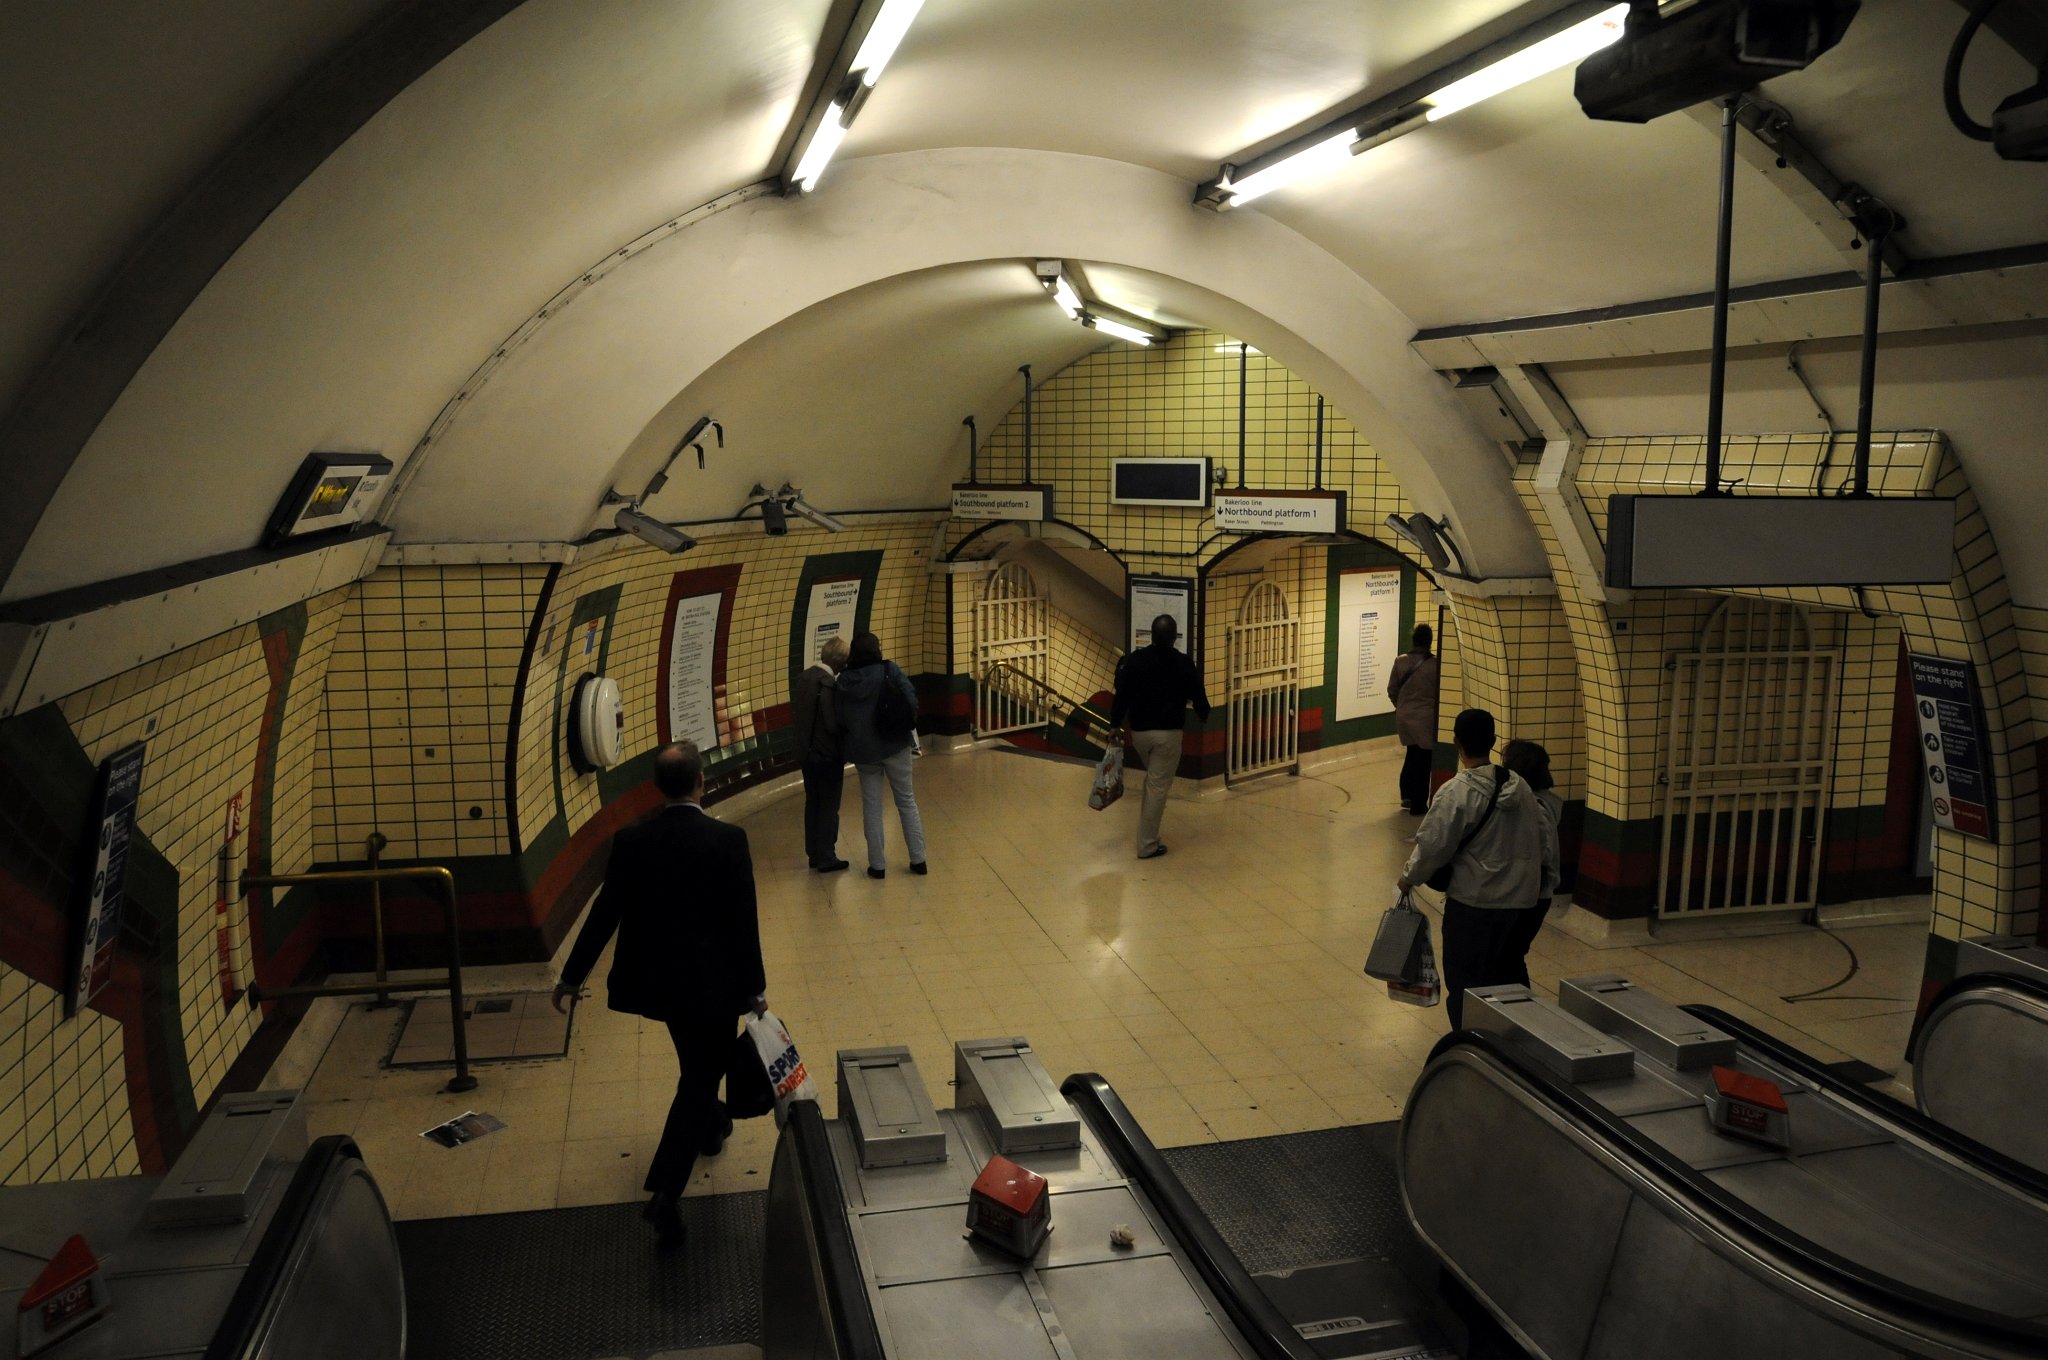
[974, 563, 1050, 738]
[1227, 580, 1300, 783]
[1658, 599, 1837, 918]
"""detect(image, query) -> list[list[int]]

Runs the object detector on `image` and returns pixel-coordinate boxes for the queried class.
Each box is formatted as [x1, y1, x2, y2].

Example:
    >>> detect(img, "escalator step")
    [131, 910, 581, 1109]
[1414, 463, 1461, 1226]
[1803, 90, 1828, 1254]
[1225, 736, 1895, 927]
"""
[396, 1193, 764, 1360]
[1161, 1122, 1409, 1273]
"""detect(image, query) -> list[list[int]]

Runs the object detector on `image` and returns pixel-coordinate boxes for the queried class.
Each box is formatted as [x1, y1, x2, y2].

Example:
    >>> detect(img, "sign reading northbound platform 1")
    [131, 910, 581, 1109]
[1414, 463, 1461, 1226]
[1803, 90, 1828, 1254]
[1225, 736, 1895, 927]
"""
[1213, 489, 1344, 534]
[1908, 653, 1997, 843]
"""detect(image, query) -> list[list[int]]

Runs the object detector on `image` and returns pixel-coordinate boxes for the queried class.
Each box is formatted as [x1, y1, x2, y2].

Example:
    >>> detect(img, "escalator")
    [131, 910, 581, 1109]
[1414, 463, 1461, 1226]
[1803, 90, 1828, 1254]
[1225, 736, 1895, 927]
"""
[1914, 943, 2048, 1176]
[1399, 980, 2048, 1360]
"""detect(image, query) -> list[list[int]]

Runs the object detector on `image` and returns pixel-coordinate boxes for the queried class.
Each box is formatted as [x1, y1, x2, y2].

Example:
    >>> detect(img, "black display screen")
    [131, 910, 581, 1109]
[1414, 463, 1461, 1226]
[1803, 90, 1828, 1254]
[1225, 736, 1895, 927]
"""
[1112, 459, 1209, 506]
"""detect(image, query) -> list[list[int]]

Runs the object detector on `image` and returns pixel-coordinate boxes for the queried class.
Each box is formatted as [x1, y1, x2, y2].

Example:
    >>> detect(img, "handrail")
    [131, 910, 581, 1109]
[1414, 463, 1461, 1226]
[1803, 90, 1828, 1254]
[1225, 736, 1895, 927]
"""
[1918, 968, 2048, 1058]
[982, 659, 1117, 737]
[778, 1099, 886, 1360]
[241, 864, 476, 1093]
[1686, 1001, 2048, 1204]
[1415, 1030, 2048, 1356]
[1060, 1072, 1321, 1360]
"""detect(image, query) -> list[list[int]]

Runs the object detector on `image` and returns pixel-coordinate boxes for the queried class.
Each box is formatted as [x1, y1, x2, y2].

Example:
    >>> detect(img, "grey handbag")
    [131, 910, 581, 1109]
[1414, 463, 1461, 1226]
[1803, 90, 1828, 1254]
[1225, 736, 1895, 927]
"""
[1365, 892, 1428, 982]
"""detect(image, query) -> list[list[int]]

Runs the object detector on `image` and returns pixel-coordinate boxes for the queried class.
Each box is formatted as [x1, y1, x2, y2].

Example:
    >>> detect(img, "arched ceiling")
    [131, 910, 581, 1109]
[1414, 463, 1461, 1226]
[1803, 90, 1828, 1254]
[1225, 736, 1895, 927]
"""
[4, 0, 2045, 603]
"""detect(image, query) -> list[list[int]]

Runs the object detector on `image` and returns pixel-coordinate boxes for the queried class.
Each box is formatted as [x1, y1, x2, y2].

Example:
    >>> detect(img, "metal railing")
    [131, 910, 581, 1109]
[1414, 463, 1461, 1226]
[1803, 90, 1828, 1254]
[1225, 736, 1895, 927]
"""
[241, 857, 477, 1093]
[981, 660, 1117, 742]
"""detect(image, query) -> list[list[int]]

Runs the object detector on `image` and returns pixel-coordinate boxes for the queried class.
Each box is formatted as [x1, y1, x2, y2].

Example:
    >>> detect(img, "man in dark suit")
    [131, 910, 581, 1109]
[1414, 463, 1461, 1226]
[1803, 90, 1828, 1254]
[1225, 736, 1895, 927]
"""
[552, 742, 767, 1248]
[1110, 614, 1211, 860]
[792, 634, 850, 872]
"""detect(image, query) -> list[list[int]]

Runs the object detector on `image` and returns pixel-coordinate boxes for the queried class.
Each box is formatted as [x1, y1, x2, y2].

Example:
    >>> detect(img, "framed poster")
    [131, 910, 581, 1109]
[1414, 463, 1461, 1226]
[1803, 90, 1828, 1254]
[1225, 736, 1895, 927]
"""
[70, 741, 145, 1016]
[1128, 576, 1195, 659]
[1335, 568, 1402, 723]
[657, 565, 741, 750]
[1908, 653, 1997, 842]
[803, 575, 863, 668]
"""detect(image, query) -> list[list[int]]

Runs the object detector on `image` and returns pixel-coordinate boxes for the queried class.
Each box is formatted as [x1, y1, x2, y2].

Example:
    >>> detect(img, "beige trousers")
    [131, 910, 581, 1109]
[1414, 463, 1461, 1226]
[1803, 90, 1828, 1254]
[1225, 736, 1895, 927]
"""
[1130, 728, 1182, 856]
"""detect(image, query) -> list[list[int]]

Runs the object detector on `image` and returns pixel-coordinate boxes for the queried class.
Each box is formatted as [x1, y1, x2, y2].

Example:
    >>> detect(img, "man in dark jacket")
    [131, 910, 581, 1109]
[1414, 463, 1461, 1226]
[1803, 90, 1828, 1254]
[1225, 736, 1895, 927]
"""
[1110, 615, 1211, 860]
[1387, 624, 1440, 814]
[792, 635, 849, 872]
[552, 742, 767, 1248]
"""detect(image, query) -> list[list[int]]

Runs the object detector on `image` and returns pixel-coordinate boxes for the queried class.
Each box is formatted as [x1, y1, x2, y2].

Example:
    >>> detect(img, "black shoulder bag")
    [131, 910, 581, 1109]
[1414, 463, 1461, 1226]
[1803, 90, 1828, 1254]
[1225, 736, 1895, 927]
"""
[1426, 766, 1508, 893]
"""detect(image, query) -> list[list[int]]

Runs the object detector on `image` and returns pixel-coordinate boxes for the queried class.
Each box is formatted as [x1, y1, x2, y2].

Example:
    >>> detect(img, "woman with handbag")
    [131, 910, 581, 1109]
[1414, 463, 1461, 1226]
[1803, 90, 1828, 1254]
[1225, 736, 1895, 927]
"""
[835, 631, 928, 879]
[1395, 708, 1553, 1027]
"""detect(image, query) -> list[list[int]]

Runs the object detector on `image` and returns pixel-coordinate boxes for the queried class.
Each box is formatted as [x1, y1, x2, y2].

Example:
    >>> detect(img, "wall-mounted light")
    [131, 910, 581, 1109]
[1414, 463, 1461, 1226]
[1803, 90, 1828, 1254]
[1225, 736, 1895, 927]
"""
[1384, 512, 1468, 574]
[615, 507, 696, 554]
[1197, 3, 1629, 210]
[1083, 312, 1166, 346]
[1034, 260, 1169, 345]
[782, 0, 928, 193]
[1035, 260, 1083, 317]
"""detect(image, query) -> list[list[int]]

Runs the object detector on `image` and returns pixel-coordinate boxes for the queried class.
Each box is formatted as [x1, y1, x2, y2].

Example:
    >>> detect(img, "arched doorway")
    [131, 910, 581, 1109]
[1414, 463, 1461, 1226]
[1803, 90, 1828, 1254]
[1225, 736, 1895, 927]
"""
[1226, 580, 1300, 784]
[974, 562, 1050, 739]
[1658, 598, 1839, 918]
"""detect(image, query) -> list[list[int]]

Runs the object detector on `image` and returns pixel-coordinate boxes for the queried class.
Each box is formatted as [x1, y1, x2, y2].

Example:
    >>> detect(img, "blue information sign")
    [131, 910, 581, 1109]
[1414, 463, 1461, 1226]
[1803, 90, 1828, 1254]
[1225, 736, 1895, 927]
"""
[1907, 655, 1995, 843]
[71, 742, 145, 1015]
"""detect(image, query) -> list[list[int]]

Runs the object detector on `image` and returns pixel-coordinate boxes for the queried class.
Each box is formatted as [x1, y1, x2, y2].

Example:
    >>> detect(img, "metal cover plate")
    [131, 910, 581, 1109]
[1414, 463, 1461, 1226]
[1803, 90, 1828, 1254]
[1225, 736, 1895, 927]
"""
[1626, 1090, 1891, 1170]
[1037, 1254, 1248, 1360]
[839, 1047, 947, 1170]
[1038, 1186, 1170, 1270]
[1575, 1067, 1703, 1118]
[877, 1273, 1060, 1360]
[861, 1202, 1036, 1284]
[1464, 986, 1635, 1083]
[1557, 976, 1739, 1070]
[954, 1037, 1080, 1153]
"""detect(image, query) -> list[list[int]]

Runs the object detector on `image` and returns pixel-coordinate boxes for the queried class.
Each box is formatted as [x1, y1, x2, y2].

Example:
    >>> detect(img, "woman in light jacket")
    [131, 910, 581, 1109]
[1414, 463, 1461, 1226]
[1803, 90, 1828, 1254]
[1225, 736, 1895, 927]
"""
[834, 632, 927, 879]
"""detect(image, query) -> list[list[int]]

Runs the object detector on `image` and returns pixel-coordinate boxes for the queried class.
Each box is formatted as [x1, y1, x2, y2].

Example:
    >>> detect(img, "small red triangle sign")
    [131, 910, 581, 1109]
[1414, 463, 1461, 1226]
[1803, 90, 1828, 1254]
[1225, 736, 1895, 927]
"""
[19, 1235, 98, 1311]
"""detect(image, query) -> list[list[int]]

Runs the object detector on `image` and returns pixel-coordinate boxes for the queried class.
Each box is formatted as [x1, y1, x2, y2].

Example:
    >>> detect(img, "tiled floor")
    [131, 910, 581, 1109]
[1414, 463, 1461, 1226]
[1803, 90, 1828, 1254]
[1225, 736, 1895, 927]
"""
[296, 741, 1929, 1221]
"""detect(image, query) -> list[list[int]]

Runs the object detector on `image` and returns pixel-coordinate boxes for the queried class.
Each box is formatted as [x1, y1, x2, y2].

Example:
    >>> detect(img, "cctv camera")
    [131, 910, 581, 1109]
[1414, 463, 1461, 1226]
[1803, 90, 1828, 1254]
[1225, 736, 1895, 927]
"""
[615, 507, 696, 553]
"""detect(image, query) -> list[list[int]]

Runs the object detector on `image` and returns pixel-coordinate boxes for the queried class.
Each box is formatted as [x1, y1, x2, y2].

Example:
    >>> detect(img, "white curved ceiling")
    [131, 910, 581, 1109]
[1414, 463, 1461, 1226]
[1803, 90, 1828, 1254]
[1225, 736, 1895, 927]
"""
[4, 0, 2046, 602]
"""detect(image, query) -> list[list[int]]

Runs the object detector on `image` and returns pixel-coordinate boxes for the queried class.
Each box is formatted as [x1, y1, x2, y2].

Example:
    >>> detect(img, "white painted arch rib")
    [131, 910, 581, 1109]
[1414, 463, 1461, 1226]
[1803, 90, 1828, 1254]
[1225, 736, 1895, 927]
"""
[391, 147, 1546, 579]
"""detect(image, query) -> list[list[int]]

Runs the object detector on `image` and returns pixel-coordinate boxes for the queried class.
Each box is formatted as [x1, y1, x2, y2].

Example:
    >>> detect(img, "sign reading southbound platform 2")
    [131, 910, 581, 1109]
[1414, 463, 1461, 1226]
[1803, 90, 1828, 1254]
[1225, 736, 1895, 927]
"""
[1909, 653, 1997, 843]
[951, 484, 1053, 521]
[1213, 489, 1344, 535]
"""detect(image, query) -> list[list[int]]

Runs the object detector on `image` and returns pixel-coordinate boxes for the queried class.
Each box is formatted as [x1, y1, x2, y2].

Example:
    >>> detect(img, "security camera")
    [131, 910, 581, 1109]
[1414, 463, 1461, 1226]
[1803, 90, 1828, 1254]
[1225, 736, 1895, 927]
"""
[1575, 0, 1859, 124]
[615, 507, 696, 553]
[777, 483, 847, 533]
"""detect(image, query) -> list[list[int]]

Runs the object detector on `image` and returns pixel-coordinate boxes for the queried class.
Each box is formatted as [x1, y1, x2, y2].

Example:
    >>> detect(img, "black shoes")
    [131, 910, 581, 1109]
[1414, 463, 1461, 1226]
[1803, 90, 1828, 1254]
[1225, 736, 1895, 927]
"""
[910, 861, 928, 875]
[814, 858, 850, 873]
[867, 867, 886, 879]
[1138, 844, 1169, 860]
[642, 1193, 686, 1249]
[699, 1111, 734, 1157]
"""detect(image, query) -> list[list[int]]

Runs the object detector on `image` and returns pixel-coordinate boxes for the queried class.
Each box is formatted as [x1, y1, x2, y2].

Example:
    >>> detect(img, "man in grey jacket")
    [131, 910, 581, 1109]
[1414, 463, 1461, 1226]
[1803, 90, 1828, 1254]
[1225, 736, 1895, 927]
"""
[1397, 708, 1555, 1027]
[792, 636, 849, 872]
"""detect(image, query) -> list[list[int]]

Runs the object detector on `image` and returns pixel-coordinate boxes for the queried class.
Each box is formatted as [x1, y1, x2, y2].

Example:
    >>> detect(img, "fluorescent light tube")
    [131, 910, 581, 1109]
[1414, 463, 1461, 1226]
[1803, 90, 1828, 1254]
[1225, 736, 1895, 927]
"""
[791, 103, 850, 192]
[1424, 3, 1629, 121]
[850, 0, 927, 83]
[1225, 127, 1359, 204]
[1088, 316, 1156, 346]
[1052, 276, 1082, 317]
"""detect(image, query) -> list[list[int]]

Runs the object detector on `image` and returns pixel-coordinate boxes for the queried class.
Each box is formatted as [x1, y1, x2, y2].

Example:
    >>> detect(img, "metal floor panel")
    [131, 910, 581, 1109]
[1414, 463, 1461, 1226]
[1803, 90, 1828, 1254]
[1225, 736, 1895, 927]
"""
[397, 1193, 764, 1360]
[1161, 1123, 1410, 1275]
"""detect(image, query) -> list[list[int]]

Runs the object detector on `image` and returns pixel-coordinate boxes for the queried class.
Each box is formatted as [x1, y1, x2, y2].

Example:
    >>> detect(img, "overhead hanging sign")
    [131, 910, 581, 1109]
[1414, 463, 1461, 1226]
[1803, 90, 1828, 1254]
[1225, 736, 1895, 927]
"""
[952, 483, 1054, 521]
[71, 741, 145, 1016]
[1908, 653, 1997, 842]
[1214, 489, 1345, 535]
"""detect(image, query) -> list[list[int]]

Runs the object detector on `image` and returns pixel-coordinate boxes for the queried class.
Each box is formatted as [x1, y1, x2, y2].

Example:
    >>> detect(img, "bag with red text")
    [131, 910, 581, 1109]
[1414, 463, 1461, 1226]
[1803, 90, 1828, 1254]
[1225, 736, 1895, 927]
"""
[744, 1009, 820, 1125]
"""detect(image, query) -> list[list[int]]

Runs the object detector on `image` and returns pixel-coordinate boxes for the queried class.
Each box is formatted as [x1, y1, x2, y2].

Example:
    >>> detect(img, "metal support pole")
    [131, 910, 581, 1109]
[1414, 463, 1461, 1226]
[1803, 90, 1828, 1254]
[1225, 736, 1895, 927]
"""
[1850, 214, 1892, 498]
[1702, 97, 1738, 498]
[366, 831, 391, 1006]
[1237, 343, 1249, 488]
[1018, 365, 1033, 484]
[1313, 394, 1325, 490]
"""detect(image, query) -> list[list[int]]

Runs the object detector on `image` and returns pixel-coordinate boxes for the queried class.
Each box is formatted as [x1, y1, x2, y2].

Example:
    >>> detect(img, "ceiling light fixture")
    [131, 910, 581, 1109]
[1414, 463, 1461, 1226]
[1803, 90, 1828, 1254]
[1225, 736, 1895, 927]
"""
[781, 0, 928, 194]
[1084, 314, 1162, 346]
[1198, 1, 1635, 210]
[1034, 260, 1170, 344]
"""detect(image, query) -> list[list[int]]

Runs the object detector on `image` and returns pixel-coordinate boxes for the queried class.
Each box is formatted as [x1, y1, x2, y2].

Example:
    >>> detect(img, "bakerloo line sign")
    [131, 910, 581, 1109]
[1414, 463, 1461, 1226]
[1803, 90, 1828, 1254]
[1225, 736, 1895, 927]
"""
[951, 484, 1055, 521]
[1213, 490, 1346, 535]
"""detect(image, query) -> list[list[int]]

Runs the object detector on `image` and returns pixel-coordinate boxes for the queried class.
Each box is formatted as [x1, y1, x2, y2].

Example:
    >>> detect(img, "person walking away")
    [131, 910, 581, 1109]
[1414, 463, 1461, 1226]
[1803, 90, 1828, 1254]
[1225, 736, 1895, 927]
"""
[836, 631, 927, 879]
[551, 742, 767, 1249]
[1387, 625, 1439, 815]
[1395, 709, 1552, 1027]
[793, 636, 850, 872]
[1500, 739, 1562, 986]
[1109, 614, 1212, 860]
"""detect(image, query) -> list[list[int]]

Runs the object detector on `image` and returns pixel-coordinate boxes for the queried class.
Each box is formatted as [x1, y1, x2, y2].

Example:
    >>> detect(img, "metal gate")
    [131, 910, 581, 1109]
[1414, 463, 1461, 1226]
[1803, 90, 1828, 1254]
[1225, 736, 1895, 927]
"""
[974, 563, 1050, 738]
[1658, 598, 1837, 918]
[1226, 580, 1300, 783]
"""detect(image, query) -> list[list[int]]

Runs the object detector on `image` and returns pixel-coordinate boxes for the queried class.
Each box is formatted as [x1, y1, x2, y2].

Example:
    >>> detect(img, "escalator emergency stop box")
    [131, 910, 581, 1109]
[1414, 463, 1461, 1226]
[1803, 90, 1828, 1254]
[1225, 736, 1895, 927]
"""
[966, 1154, 1051, 1258]
[1707, 1066, 1790, 1148]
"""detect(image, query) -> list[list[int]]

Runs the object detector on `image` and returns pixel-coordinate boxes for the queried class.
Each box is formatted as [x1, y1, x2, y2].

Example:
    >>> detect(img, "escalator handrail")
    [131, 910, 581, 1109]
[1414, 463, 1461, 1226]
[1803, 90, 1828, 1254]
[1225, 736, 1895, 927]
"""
[1681, 1002, 2048, 1204]
[203, 1135, 375, 1360]
[1060, 1072, 1322, 1360]
[1918, 967, 2048, 1053]
[780, 1098, 887, 1360]
[1419, 1030, 2048, 1355]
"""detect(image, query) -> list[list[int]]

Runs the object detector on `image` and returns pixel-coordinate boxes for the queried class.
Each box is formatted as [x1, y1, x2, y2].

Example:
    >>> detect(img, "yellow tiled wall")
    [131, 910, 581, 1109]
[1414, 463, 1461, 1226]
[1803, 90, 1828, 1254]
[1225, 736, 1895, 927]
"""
[1, 962, 131, 1184]
[1435, 589, 1586, 803]
[312, 565, 549, 863]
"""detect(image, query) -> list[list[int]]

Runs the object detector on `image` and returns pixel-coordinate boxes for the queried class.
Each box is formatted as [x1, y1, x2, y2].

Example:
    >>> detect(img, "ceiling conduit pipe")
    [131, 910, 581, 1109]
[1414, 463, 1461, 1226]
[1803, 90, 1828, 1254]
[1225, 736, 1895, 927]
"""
[1018, 364, 1033, 484]
[1313, 394, 1326, 490]
[1702, 96, 1739, 498]
[962, 415, 978, 484]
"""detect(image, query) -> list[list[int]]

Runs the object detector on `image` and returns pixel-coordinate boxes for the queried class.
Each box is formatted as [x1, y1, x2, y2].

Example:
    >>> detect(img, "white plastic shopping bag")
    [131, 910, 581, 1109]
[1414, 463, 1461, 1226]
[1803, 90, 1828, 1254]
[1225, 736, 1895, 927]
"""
[1385, 922, 1442, 1008]
[744, 1008, 820, 1124]
[1088, 743, 1126, 811]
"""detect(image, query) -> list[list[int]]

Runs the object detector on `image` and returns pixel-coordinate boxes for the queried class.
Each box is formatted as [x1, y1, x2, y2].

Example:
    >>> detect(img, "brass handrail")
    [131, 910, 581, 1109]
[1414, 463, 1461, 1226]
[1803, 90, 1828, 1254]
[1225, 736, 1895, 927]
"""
[241, 862, 477, 1093]
[982, 660, 1118, 738]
